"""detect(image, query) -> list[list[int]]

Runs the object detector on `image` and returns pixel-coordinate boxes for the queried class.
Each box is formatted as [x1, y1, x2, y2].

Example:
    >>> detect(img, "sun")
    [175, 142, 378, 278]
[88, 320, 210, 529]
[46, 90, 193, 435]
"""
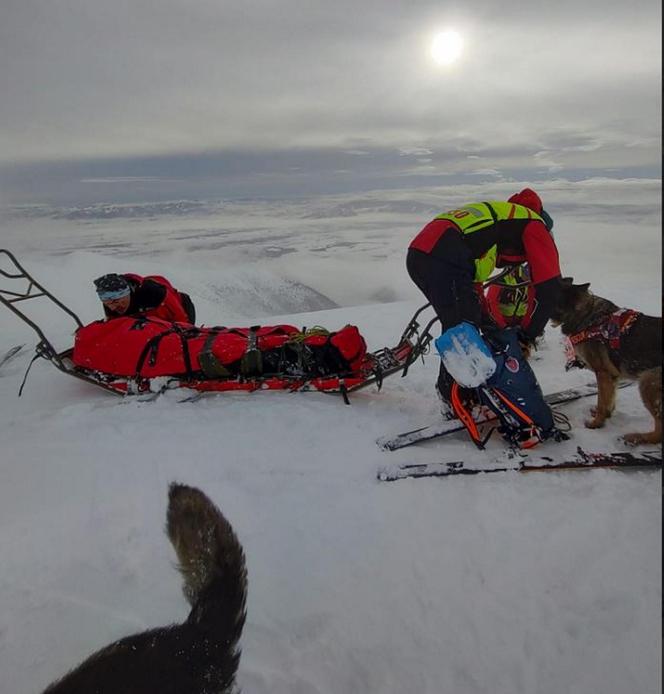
[430, 30, 464, 66]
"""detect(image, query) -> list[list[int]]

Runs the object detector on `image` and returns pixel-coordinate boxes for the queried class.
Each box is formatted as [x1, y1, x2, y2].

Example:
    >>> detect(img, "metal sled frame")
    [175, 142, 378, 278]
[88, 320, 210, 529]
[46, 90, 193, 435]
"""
[0, 249, 437, 399]
[0, 249, 130, 394]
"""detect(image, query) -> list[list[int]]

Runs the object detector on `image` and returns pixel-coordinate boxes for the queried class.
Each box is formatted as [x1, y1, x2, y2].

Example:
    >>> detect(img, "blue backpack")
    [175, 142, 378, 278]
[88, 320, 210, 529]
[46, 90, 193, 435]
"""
[450, 328, 566, 449]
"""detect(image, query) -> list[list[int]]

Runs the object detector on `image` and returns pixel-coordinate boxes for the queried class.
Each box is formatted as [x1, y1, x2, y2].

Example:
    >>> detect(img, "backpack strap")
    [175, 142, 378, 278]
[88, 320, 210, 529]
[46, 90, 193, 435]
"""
[450, 382, 493, 449]
[133, 321, 200, 380]
[240, 325, 263, 376]
[198, 328, 231, 378]
[480, 385, 540, 448]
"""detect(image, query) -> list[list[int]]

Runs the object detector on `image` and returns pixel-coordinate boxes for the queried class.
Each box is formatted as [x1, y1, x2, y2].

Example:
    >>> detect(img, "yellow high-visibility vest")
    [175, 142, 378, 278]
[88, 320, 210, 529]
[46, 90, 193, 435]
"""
[497, 271, 530, 318]
[434, 202, 544, 283]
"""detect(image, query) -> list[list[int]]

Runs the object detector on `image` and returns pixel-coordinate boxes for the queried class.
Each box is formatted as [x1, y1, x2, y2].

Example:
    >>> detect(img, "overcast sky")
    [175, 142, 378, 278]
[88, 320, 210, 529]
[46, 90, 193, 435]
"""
[0, 0, 660, 204]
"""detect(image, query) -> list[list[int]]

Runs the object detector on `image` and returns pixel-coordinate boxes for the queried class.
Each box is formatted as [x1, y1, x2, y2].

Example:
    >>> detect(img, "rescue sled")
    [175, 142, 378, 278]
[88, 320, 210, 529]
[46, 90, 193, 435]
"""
[0, 249, 437, 401]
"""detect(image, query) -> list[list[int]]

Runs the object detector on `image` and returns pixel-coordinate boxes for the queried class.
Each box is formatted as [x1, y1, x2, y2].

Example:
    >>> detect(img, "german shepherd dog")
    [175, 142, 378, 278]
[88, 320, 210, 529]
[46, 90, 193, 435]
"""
[551, 278, 662, 445]
[42, 484, 247, 694]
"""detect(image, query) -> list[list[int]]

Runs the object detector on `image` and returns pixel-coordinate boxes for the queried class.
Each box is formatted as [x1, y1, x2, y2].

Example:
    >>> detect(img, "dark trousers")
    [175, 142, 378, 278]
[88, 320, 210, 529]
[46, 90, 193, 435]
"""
[406, 230, 482, 398]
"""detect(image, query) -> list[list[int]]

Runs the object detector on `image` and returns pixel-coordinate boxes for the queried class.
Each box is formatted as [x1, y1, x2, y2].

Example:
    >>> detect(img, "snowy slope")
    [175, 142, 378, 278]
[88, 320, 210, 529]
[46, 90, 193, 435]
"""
[0, 180, 661, 694]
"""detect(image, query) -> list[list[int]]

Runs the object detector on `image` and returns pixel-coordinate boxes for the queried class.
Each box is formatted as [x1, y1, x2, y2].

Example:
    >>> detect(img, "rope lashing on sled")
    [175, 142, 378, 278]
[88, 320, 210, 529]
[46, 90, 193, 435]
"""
[288, 326, 331, 342]
[274, 327, 331, 377]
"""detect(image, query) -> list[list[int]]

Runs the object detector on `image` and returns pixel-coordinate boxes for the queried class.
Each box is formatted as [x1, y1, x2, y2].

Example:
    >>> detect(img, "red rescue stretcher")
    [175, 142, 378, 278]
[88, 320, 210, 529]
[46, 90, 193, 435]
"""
[1, 249, 437, 402]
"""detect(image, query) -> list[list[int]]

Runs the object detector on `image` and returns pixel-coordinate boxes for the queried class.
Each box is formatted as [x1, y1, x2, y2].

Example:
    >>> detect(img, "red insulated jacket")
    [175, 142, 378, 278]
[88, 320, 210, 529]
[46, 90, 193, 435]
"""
[103, 274, 192, 324]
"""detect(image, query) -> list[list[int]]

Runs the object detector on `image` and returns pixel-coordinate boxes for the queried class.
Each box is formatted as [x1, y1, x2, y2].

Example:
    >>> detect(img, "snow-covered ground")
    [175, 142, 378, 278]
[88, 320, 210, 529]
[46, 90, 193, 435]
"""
[0, 179, 661, 694]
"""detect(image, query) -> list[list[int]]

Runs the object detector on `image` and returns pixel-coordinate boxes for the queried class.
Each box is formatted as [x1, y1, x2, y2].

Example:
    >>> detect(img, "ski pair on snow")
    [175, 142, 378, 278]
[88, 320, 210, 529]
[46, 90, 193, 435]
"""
[376, 381, 633, 452]
[376, 381, 662, 481]
[377, 448, 662, 482]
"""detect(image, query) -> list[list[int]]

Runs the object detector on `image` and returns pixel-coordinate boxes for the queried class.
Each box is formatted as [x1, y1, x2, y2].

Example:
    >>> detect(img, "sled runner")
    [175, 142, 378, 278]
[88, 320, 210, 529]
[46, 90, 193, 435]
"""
[0, 249, 436, 400]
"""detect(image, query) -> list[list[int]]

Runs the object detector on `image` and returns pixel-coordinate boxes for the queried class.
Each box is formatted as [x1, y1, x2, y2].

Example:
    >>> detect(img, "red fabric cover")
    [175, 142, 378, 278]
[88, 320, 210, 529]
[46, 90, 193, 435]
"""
[123, 273, 192, 324]
[409, 218, 458, 254]
[73, 317, 186, 377]
[507, 188, 543, 215]
[72, 318, 367, 378]
[330, 325, 367, 371]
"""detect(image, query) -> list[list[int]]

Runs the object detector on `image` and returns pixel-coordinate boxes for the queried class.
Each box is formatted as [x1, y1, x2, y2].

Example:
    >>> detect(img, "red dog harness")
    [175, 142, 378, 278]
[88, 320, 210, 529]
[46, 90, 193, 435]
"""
[570, 308, 640, 350]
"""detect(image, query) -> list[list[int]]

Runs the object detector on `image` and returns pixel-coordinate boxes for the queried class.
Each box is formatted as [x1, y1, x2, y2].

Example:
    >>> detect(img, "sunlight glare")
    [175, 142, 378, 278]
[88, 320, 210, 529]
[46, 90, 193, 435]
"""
[431, 30, 464, 66]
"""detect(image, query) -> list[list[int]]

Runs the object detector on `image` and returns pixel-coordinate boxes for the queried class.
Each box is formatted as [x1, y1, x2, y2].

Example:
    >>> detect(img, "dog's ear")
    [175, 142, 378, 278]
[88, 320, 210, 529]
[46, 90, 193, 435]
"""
[576, 282, 591, 293]
[560, 276, 574, 285]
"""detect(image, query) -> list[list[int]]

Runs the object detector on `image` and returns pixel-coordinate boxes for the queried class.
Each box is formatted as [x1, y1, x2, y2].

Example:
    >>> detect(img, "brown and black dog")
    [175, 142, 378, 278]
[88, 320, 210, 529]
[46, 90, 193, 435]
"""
[42, 484, 247, 694]
[551, 278, 662, 445]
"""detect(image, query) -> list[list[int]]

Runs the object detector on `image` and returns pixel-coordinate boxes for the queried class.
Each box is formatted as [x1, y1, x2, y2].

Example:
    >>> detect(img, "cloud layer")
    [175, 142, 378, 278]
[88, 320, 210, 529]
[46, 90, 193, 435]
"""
[0, 0, 660, 202]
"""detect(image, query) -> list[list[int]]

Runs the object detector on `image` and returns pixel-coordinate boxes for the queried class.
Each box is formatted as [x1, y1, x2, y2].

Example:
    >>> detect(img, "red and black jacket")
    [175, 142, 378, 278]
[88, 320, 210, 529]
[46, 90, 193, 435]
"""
[103, 274, 193, 324]
[410, 210, 560, 341]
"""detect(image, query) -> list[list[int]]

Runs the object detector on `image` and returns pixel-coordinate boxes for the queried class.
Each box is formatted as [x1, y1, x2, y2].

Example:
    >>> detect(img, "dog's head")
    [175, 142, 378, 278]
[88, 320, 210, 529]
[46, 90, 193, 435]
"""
[549, 277, 592, 328]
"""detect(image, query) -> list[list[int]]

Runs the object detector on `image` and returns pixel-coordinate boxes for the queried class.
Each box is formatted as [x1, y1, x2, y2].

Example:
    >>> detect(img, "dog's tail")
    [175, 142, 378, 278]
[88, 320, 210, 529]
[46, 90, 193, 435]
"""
[166, 483, 247, 677]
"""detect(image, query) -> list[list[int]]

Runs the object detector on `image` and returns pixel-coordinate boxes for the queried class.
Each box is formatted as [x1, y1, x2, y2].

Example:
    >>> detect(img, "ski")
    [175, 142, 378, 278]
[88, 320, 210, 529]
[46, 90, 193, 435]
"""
[0, 344, 25, 371]
[377, 381, 632, 451]
[377, 448, 662, 481]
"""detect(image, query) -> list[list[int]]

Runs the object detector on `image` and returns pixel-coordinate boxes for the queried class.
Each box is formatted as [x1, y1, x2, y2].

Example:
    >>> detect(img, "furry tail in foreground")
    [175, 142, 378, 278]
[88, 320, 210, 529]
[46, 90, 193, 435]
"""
[43, 483, 248, 694]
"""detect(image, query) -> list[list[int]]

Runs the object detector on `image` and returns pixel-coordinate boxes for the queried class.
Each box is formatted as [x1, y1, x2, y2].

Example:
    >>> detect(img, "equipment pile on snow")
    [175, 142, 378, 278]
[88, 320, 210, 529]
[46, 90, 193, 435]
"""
[72, 316, 371, 394]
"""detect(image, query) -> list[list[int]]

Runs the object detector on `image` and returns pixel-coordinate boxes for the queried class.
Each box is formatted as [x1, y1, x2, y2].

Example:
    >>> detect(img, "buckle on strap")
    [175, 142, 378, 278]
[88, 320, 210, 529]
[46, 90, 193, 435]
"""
[478, 385, 544, 449]
[199, 330, 231, 378]
[240, 325, 263, 376]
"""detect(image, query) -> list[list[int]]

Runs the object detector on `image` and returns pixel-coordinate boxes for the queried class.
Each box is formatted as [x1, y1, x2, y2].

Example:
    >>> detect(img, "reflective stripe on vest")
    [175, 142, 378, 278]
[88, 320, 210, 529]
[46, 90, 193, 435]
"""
[441, 202, 543, 283]
[435, 201, 543, 234]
